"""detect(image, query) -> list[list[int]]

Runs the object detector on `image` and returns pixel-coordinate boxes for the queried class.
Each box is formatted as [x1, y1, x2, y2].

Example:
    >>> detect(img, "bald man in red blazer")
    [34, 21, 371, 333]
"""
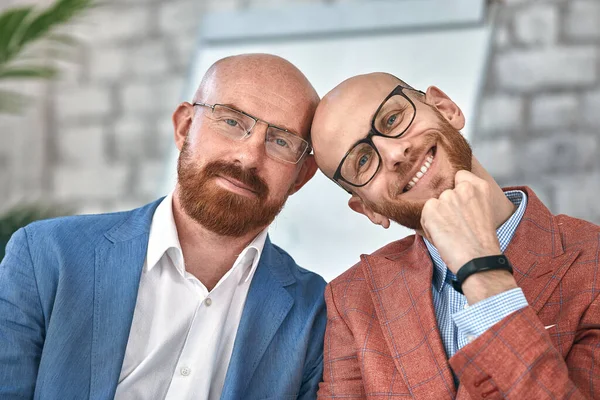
[310, 73, 600, 399]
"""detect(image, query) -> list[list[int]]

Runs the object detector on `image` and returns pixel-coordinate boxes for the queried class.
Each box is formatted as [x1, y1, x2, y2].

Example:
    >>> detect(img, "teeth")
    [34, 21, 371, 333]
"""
[404, 152, 435, 192]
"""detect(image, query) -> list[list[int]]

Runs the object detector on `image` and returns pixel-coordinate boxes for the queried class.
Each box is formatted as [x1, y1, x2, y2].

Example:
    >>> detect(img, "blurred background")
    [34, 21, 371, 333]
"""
[1, 0, 599, 280]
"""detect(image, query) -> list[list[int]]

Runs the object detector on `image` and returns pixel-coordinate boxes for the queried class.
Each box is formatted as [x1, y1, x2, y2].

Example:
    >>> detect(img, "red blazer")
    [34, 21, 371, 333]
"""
[318, 187, 600, 399]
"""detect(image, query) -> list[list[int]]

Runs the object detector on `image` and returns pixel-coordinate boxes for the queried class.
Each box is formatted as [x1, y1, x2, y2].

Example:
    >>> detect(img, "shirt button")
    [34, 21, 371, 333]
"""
[463, 303, 469, 310]
[466, 335, 476, 343]
[204, 297, 212, 307]
[180, 366, 191, 376]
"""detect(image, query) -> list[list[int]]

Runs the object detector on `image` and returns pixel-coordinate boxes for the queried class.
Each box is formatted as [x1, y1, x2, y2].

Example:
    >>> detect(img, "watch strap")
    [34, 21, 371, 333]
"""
[451, 255, 513, 294]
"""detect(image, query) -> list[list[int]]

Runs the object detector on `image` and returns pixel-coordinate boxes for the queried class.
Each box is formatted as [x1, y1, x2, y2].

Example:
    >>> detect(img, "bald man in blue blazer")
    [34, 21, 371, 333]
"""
[0, 54, 326, 399]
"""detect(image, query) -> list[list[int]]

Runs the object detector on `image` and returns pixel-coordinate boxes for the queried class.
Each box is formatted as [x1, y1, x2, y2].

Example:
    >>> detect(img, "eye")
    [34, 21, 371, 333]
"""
[275, 138, 289, 148]
[386, 114, 397, 128]
[224, 118, 238, 127]
[358, 154, 370, 168]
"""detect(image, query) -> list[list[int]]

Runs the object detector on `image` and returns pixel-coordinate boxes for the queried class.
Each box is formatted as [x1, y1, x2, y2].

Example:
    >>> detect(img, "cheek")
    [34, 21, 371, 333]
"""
[264, 164, 299, 197]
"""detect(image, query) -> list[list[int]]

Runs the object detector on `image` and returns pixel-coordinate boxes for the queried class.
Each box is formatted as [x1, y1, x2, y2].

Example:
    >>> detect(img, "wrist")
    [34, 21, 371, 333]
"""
[462, 270, 518, 305]
[448, 246, 502, 274]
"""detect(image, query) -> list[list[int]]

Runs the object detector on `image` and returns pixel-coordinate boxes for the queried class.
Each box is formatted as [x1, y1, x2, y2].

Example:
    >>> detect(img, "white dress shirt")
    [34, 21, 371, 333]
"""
[114, 192, 268, 400]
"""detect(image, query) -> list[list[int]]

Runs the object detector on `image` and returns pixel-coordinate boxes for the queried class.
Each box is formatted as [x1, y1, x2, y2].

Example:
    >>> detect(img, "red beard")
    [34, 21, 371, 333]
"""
[176, 140, 287, 237]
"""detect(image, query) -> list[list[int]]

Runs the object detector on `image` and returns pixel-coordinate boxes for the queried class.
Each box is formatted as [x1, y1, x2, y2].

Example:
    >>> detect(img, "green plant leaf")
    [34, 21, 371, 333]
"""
[0, 7, 34, 63]
[0, 65, 57, 79]
[17, 0, 94, 52]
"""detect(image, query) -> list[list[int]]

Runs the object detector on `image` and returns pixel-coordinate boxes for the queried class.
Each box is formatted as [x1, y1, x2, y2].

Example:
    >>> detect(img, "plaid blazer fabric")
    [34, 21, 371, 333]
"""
[317, 187, 600, 400]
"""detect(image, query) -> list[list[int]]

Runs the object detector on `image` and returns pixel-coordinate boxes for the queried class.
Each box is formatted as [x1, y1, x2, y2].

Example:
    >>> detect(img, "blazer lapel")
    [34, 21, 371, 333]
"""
[503, 187, 580, 313]
[363, 236, 456, 400]
[220, 238, 295, 400]
[89, 201, 160, 400]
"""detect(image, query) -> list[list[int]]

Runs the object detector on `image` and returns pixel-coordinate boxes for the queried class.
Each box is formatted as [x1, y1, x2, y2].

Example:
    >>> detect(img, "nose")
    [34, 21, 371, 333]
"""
[232, 120, 268, 168]
[372, 135, 412, 172]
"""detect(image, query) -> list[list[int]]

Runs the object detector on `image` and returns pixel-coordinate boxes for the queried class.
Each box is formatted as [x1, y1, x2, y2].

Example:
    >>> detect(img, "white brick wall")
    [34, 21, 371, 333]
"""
[494, 47, 597, 92]
[530, 94, 578, 130]
[565, 1, 600, 40]
[477, 1, 600, 224]
[513, 4, 558, 46]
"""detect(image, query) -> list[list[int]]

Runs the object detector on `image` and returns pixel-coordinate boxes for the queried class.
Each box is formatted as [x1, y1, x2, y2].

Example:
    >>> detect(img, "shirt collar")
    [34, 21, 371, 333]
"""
[426, 189, 528, 292]
[146, 191, 183, 273]
[145, 191, 269, 282]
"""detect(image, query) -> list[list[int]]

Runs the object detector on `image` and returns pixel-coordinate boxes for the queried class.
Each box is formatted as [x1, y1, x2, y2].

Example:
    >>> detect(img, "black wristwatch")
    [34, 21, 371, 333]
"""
[451, 254, 513, 295]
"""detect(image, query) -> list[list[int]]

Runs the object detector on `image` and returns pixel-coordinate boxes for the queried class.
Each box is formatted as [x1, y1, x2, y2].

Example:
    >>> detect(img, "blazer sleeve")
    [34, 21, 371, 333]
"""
[317, 284, 365, 399]
[449, 303, 600, 400]
[0, 228, 45, 399]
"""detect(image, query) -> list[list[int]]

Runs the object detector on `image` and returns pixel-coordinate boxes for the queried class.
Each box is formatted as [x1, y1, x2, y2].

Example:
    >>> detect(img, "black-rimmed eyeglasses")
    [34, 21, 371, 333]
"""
[332, 85, 425, 191]
[193, 102, 311, 164]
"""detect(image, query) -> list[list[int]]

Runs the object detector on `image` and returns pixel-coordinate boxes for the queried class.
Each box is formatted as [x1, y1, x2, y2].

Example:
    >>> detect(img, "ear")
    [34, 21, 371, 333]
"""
[172, 102, 195, 151]
[348, 195, 390, 229]
[289, 154, 318, 195]
[424, 86, 465, 131]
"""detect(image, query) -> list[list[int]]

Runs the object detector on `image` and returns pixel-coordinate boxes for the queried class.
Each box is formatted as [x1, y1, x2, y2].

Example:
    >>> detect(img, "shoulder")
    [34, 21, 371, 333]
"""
[556, 214, 600, 268]
[20, 199, 161, 256]
[269, 242, 327, 297]
[328, 234, 418, 306]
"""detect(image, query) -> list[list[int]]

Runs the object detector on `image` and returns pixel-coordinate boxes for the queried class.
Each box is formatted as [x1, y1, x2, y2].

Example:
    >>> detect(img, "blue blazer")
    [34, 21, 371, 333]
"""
[0, 199, 327, 399]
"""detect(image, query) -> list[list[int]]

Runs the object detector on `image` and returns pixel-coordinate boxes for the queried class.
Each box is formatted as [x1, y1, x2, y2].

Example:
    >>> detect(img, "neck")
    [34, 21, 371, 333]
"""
[470, 157, 516, 228]
[171, 186, 266, 291]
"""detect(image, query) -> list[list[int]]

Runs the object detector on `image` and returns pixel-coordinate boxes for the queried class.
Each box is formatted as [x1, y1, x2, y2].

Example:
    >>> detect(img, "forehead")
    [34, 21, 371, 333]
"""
[202, 70, 314, 137]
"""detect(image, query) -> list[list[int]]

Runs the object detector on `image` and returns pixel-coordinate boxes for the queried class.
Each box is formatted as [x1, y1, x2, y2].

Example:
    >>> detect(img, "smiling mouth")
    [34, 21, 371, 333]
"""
[403, 146, 436, 193]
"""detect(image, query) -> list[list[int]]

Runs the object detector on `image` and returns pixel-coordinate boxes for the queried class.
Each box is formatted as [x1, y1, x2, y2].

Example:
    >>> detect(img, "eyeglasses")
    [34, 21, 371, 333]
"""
[332, 85, 424, 191]
[193, 102, 311, 164]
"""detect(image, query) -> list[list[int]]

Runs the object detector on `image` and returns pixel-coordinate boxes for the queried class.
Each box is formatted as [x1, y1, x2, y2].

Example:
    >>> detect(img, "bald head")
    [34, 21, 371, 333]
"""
[311, 73, 414, 177]
[193, 54, 320, 139]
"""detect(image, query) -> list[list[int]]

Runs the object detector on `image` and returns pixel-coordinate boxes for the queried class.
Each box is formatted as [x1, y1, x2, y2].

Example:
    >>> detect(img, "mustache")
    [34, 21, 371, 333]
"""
[391, 132, 438, 197]
[203, 161, 269, 199]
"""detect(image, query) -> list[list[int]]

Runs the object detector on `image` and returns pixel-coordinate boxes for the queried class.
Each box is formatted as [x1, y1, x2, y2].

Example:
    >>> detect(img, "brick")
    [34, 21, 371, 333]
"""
[530, 94, 578, 130]
[565, 1, 600, 40]
[136, 161, 167, 197]
[56, 124, 107, 165]
[158, 2, 203, 36]
[89, 46, 127, 81]
[472, 139, 517, 180]
[112, 116, 151, 161]
[517, 134, 598, 176]
[120, 76, 184, 114]
[513, 4, 558, 45]
[81, 6, 153, 43]
[53, 164, 130, 201]
[477, 94, 523, 132]
[56, 85, 112, 120]
[127, 42, 171, 78]
[494, 47, 597, 92]
[582, 90, 600, 127]
[553, 172, 600, 223]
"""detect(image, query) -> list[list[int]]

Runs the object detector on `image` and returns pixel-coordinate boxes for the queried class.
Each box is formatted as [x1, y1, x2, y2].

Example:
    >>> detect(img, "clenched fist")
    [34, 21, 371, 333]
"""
[420, 170, 502, 274]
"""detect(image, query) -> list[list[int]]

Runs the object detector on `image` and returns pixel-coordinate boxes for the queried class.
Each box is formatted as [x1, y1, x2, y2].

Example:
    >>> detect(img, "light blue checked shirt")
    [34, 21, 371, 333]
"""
[424, 190, 529, 361]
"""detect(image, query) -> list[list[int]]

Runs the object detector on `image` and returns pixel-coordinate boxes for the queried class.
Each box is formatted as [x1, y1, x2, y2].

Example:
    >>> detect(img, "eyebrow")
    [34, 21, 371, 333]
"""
[219, 102, 301, 137]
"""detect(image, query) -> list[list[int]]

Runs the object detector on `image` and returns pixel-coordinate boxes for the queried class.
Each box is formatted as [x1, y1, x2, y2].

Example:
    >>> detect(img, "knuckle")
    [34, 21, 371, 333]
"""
[439, 189, 453, 202]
